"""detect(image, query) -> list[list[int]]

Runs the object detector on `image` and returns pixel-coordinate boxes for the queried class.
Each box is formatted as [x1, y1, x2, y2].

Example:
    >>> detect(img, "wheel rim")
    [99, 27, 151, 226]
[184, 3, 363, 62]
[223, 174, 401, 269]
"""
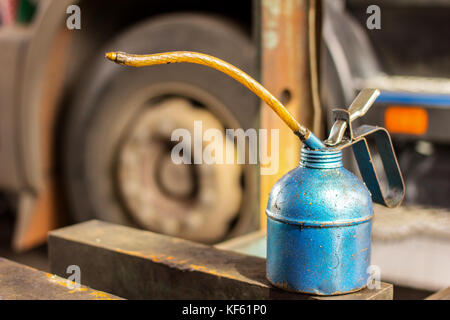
[115, 85, 249, 242]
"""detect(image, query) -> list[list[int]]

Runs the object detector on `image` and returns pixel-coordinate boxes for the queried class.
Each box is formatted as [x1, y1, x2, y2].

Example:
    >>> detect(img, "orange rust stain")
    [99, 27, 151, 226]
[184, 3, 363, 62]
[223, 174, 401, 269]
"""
[114, 248, 161, 263]
[149, 255, 160, 262]
[114, 248, 191, 267]
[45, 273, 119, 299]
[69, 287, 88, 294]
[89, 291, 115, 300]
[46, 273, 79, 290]
[115, 248, 185, 265]
[187, 264, 236, 279]
[188, 264, 221, 277]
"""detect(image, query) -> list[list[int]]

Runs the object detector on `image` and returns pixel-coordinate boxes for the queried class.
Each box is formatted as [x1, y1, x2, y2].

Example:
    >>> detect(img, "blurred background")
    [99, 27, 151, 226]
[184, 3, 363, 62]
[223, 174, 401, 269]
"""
[0, 0, 449, 299]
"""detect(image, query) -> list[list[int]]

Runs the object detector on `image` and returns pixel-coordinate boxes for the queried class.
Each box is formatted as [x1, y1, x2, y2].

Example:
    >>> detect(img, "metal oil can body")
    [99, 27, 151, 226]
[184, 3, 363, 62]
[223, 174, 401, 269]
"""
[266, 148, 373, 295]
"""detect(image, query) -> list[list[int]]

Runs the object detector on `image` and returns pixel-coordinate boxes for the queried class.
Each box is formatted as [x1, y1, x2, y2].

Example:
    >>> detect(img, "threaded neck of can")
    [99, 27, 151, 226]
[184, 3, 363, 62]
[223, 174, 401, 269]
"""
[300, 148, 343, 169]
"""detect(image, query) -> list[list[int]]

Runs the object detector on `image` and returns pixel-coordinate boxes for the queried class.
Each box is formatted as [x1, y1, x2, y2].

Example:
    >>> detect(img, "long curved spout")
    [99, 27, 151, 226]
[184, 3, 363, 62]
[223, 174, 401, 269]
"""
[106, 51, 325, 150]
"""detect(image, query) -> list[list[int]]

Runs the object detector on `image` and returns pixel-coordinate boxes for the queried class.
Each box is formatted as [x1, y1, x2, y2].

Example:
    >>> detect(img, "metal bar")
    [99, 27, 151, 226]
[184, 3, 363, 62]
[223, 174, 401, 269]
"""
[49, 220, 393, 300]
[259, 0, 321, 229]
[0, 257, 122, 300]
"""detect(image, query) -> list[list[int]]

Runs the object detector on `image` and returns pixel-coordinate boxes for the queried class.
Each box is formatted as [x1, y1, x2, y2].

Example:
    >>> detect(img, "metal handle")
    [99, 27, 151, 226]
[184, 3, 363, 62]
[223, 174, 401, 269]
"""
[323, 88, 405, 208]
[325, 89, 380, 146]
[349, 126, 405, 208]
[348, 88, 380, 122]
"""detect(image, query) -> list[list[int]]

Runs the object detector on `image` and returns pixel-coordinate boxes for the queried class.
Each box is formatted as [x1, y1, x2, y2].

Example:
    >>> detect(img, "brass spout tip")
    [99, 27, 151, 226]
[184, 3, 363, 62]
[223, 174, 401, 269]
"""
[105, 52, 117, 62]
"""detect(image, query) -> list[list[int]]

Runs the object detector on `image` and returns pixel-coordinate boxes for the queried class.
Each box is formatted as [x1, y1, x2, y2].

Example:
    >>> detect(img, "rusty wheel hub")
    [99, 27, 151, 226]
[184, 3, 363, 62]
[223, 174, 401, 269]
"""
[117, 97, 243, 242]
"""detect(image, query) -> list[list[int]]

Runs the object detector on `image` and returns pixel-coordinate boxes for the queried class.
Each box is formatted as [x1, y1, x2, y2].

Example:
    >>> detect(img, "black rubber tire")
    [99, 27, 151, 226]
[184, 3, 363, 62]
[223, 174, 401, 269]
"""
[62, 13, 259, 241]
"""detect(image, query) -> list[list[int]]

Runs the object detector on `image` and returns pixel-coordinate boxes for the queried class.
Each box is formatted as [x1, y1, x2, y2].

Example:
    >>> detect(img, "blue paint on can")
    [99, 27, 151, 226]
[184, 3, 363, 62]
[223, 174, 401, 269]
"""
[266, 147, 373, 295]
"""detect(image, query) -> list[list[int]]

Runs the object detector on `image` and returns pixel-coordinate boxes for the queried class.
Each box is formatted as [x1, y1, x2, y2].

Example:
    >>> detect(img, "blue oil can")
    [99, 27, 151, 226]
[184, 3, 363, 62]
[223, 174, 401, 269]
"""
[265, 89, 405, 296]
[266, 148, 373, 295]
[104, 53, 404, 296]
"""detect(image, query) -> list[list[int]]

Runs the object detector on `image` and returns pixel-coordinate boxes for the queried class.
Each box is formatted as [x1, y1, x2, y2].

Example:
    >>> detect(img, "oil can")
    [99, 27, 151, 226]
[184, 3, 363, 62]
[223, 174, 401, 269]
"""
[263, 88, 405, 295]
[105, 52, 405, 296]
[266, 148, 373, 295]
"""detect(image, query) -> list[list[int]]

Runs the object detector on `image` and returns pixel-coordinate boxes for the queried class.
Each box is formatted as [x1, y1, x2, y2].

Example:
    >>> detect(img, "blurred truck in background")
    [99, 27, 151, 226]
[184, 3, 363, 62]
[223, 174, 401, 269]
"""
[0, 1, 449, 292]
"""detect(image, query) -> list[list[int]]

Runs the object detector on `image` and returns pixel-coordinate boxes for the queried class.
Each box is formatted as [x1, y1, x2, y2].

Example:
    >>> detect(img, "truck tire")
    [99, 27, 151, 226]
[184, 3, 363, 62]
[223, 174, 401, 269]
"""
[62, 13, 259, 243]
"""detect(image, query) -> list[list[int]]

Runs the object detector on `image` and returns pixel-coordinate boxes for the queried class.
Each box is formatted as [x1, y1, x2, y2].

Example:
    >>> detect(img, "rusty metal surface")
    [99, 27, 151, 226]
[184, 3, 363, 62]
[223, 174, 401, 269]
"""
[259, 0, 323, 229]
[49, 220, 393, 300]
[0, 257, 122, 300]
[12, 27, 72, 252]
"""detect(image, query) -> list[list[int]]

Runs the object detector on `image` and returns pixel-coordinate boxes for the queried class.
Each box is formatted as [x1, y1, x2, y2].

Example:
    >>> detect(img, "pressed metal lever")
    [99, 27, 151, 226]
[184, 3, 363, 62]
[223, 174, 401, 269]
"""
[325, 89, 380, 146]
